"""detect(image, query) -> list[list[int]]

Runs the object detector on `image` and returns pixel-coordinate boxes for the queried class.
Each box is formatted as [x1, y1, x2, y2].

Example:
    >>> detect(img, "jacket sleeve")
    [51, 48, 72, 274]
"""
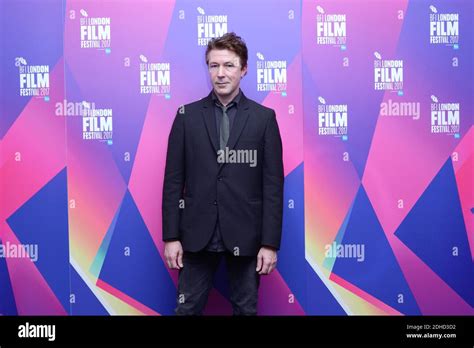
[162, 110, 185, 241]
[261, 110, 284, 250]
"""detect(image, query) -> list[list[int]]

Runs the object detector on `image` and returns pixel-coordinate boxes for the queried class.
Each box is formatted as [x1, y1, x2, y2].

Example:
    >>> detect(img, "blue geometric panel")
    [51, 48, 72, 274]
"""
[0, 243, 18, 315]
[6, 168, 70, 313]
[305, 261, 346, 315]
[90, 200, 122, 279]
[98, 189, 176, 315]
[332, 186, 421, 314]
[395, 158, 474, 307]
[278, 163, 306, 309]
[70, 264, 108, 315]
[323, 193, 356, 272]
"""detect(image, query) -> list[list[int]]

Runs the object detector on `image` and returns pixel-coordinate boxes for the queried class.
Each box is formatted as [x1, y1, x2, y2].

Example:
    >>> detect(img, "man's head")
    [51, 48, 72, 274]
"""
[206, 32, 248, 103]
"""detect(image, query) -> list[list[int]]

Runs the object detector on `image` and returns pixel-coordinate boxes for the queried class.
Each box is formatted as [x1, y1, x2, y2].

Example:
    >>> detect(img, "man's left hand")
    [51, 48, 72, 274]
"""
[256, 246, 278, 275]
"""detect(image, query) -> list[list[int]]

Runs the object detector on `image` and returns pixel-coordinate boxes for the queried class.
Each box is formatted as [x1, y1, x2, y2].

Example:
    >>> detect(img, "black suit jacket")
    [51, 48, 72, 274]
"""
[162, 91, 284, 256]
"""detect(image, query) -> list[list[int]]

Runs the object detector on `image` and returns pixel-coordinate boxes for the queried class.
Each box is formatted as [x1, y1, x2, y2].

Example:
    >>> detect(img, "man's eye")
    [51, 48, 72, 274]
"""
[225, 64, 234, 68]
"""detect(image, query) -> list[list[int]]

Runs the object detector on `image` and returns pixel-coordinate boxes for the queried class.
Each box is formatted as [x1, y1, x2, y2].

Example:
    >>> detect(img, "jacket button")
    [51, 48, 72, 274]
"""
[213, 200, 217, 205]
[217, 176, 222, 181]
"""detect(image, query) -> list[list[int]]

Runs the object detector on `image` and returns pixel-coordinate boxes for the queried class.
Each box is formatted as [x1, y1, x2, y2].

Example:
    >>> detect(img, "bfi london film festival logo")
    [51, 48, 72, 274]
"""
[82, 102, 113, 143]
[429, 5, 459, 48]
[16, 57, 50, 100]
[79, 9, 111, 53]
[315, 5, 347, 50]
[196, 7, 228, 46]
[256, 52, 287, 96]
[317, 96, 348, 140]
[430, 95, 460, 138]
[55, 100, 113, 144]
[374, 52, 404, 96]
[139, 55, 171, 98]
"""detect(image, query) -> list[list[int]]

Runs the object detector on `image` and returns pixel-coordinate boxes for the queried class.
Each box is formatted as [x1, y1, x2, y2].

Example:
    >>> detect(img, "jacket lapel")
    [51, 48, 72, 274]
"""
[226, 93, 250, 151]
[202, 92, 219, 153]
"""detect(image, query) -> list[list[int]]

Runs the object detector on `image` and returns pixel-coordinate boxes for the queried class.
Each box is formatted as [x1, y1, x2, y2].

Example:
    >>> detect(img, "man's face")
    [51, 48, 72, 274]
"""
[207, 49, 247, 100]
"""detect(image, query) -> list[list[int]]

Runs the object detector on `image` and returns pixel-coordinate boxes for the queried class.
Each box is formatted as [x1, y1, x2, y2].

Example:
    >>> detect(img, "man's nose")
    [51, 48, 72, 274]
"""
[217, 65, 226, 76]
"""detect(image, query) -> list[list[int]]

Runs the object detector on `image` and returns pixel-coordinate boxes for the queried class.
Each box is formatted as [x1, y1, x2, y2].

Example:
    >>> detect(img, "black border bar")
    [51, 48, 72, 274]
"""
[0, 315, 472, 346]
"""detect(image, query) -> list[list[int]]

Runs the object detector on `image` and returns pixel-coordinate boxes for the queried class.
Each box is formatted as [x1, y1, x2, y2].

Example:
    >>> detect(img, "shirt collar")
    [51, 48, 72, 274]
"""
[211, 88, 242, 108]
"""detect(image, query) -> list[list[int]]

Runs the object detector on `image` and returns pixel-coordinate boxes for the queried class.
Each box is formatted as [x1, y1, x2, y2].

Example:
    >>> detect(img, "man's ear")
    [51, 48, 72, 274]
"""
[241, 65, 248, 78]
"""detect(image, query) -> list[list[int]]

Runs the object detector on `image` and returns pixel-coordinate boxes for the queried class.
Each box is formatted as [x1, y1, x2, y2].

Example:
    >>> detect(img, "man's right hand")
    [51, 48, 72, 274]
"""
[164, 240, 184, 270]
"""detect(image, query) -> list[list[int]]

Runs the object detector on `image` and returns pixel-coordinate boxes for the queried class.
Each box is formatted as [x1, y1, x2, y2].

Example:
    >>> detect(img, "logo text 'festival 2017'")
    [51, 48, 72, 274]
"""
[256, 52, 287, 96]
[430, 95, 460, 137]
[16, 57, 50, 99]
[80, 9, 111, 52]
[317, 96, 348, 140]
[315, 5, 346, 49]
[55, 100, 114, 144]
[82, 104, 113, 143]
[139, 55, 171, 98]
[197, 7, 227, 46]
[429, 5, 459, 47]
[374, 52, 403, 95]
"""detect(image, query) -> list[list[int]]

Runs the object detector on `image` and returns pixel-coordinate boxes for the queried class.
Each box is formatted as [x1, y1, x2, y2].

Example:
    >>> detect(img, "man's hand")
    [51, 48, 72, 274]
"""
[256, 246, 278, 275]
[164, 240, 184, 270]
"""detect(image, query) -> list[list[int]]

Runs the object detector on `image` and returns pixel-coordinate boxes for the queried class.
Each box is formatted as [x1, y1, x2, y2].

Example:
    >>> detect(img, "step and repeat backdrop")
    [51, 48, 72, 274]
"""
[1, 0, 472, 315]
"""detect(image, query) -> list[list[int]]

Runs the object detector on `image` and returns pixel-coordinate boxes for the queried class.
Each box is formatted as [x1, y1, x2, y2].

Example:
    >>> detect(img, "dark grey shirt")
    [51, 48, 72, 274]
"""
[206, 89, 242, 252]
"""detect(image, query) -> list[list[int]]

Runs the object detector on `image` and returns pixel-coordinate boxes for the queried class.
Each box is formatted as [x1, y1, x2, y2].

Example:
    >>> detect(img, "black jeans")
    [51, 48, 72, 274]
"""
[175, 250, 260, 315]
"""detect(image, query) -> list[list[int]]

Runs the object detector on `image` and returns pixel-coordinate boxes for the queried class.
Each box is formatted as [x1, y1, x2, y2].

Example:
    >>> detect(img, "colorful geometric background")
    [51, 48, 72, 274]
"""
[0, 0, 472, 315]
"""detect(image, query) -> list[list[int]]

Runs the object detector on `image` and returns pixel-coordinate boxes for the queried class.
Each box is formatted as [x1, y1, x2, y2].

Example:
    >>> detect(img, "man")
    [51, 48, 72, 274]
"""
[162, 32, 284, 315]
